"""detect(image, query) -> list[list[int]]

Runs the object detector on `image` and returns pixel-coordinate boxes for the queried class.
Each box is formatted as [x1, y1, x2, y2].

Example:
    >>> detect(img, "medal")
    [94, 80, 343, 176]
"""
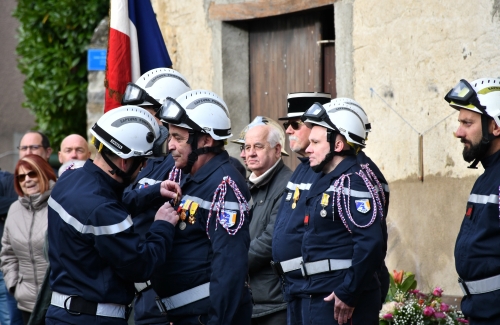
[292, 186, 300, 209]
[189, 202, 199, 224]
[179, 221, 187, 230]
[320, 193, 330, 218]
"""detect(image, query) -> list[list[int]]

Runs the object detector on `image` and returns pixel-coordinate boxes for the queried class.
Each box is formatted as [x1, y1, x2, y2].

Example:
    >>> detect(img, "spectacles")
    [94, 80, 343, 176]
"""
[17, 145, 44, 152]
[283, 120, 304, 130]
[239, 145, 244, 152]
[16, 171, 37, 182]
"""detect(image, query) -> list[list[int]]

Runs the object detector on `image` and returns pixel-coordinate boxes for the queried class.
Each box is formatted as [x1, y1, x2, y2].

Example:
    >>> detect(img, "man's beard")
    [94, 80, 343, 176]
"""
[462, 138, 490, 162]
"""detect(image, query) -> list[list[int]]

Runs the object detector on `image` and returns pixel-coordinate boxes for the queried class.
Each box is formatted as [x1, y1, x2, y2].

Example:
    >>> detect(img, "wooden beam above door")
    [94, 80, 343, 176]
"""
[208, 0, 335, 21]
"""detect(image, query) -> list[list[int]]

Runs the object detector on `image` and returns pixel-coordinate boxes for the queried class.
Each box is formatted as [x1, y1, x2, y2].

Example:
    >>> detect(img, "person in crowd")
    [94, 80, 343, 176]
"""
[0, 154, 57, 324]
[18, 132, 52, 161]
[298, 102, 384, 325]
[445, 77, 500, 324]
[57, 134, 91, 177]
[152, 90, 252, 324]
[121, 67, 191, 325]
[45, 106, 180, 325]
[326, 98, 390, 307]
[271, 92, 330, 324]
[245, 120, 292, 325]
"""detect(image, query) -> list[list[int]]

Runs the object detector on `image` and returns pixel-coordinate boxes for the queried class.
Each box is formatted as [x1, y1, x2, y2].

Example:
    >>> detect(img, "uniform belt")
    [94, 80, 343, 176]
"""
[156, 282, 210, 314]
[300, 259, 352, 278]
[51, 291, 127, 319]
[271, 257, 303, 276]
[134, 280, 152, 293]
[458, 275, 500, 296]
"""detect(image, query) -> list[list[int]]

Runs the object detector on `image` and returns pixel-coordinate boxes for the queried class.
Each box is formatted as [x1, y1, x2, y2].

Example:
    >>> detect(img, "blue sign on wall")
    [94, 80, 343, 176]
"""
[87, 49, 107, 71]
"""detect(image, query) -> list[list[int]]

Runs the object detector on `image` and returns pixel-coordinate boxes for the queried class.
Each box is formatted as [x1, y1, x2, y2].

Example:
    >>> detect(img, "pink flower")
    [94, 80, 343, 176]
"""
[433, 287, 443, 297]
[383, 313, 393, 320]
[423, 306, 435, 316]
[440, 303, 449, 312]
[409, 289, 420, 294]
[457, 319, 469, 324]
[434, 312, 446, 319]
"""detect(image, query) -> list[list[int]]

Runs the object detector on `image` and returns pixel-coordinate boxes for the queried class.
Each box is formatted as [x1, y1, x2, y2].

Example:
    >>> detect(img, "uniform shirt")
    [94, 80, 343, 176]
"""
[272, 157, 321, 299]
[47, 160, 175, 307]
[301, 155, 385, 307]
[455, 149, 500, 319]
[151, 151, 251, 324]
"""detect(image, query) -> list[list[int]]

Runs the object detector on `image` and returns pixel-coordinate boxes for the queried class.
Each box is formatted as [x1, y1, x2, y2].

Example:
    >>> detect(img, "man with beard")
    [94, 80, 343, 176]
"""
[46, 106, 180, 325]
[272, 92, 330, 324]
[445, 77, 500, 324]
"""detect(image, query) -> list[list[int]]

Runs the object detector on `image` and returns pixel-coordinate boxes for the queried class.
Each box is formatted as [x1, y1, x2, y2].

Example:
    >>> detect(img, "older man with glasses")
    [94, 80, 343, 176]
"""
[17, 131, 53, 161]
[272, 92, 330, 325]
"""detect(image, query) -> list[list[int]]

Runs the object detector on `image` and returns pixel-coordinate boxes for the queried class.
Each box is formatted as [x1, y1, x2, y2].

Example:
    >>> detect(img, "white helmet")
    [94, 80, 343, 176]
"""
[327, 98, 371, 135]
[446, 78, 500, 127]
[231, 116, 289, 156]
[159, 90, 232, 140]
[90, 105, 167, 159]
[303, 102, 366, 148]
[122, 68, 191, 107]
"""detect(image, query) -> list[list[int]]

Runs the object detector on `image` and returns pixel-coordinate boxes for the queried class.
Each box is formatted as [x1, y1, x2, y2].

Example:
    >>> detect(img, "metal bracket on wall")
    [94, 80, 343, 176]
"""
[370, 87, 457, 182]
[317, 40, 335, 45]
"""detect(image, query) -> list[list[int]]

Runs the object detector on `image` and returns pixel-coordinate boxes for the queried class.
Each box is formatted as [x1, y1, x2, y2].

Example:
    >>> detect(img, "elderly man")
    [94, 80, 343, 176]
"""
[446, 78, 500, 324]
[58, 134, 91, 164]
[244, 120, 292, 325]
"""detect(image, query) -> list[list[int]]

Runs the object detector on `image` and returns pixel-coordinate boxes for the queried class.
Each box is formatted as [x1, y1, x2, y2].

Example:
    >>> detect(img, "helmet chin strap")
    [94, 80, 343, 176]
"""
[100, 151, 143, 185]
[181, 132, 224, 174]
[310, 130, 355, 173]
[468, 114, 496, 169]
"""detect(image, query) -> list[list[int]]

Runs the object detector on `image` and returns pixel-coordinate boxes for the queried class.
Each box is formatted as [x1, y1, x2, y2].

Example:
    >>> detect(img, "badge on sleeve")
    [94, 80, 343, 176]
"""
[355, 199, 371, 214]
[220, 210, 237, 228]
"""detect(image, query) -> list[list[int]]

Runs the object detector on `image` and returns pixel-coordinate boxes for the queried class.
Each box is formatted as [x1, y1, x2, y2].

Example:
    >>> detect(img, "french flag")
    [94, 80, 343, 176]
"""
[104, 0, 172, 112]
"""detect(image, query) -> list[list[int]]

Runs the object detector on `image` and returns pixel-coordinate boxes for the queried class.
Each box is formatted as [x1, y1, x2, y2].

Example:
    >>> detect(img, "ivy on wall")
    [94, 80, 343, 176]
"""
[14, 0, 109, 147]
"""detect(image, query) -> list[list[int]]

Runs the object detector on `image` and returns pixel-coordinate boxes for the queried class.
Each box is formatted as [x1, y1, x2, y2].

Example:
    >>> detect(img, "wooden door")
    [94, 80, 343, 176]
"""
[249, 6, 335, 170]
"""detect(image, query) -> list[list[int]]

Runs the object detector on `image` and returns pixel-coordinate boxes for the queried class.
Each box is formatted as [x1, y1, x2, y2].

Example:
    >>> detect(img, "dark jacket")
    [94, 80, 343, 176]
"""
[455, 149, 500, 319]
[0, 171, 17, 243]
[248, 159, 292, 317]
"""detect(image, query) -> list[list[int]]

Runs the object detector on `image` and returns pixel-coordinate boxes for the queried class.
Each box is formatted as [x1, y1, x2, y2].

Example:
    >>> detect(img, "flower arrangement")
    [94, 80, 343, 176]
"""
[380, 270, 468, 325]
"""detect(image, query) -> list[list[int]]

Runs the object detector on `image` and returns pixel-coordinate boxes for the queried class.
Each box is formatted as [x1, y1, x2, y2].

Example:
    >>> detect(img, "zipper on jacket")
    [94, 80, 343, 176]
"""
[28, 197, 39, 294]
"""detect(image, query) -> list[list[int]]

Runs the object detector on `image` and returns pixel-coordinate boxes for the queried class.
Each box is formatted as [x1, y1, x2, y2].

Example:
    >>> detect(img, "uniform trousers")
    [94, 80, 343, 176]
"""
[301, 288, 380, 325]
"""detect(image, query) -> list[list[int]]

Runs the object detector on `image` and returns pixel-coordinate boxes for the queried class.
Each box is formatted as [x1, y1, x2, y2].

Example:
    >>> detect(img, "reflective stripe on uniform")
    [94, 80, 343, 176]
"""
[459, 274, 500, 295]
[137, 177, 161, 186]
[280, 257, 303, 273]
[301, 259, 352, 277]
[181, 195, 240, 211]
[158, 282, 210, 311]
[134, 280, 151, 293]
[468, 194, 499, 205]
[51, 291, 126, 319]
[48, 197, 133, 236]
[286, 182, 312, 191]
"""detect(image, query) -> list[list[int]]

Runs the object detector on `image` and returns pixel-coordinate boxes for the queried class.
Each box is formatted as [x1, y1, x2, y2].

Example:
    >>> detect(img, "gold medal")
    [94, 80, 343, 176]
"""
[188, 202, 199, 224]
[188, 215, 196, 225]
[320, 193, 330, 218]
[292, 186, 300, 209]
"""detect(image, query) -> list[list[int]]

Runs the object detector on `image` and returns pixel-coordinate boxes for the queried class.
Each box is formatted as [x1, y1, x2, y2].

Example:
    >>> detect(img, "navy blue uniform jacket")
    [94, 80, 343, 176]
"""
[47, 161, 175, 308]
[272, 157, 321, 300]
[455, 150, 500, 319]
[151, 151, 251, 324]
[301, 155, 384, 307]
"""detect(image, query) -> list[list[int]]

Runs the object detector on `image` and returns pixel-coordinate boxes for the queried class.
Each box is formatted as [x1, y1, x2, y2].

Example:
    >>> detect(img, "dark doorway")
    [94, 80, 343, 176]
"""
[249, 6, 335, 170]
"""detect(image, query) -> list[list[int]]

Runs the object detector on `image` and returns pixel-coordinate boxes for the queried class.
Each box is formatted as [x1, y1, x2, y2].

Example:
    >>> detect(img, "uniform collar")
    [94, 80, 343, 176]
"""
[481, 149, 500, 169]
[186, 151, 229, 184]
[298, 156, 310, 165]
[308, 155, 358, 198]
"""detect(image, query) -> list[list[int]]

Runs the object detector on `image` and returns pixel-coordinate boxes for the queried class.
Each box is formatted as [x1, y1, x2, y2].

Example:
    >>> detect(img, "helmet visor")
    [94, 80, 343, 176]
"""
[301, 103, 339, 132]
[158, 97, 203, 132]
[122, 83, 162, 108]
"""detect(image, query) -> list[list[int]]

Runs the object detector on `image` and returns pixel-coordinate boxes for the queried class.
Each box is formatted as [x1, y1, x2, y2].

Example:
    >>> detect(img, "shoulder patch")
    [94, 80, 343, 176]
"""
[355, 199, 371, 214]
[219, 210, 237, 228]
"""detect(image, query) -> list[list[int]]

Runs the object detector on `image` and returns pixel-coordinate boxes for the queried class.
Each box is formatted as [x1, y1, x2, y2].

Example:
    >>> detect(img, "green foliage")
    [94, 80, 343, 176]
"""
[386, 270, 418, 302]
[13, 0, 109, 147]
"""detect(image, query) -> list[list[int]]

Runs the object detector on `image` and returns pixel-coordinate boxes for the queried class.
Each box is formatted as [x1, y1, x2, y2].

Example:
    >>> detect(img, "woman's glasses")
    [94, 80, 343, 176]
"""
[283, 120, 304, 130]
[17, 171, 37, 182]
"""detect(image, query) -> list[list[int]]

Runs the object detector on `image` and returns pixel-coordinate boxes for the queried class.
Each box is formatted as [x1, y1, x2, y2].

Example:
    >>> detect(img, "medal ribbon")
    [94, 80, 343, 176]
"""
[206, 176, 249, 238]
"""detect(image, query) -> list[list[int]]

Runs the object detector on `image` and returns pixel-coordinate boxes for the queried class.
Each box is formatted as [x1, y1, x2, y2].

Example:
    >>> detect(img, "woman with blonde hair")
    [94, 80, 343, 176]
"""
[0, 154, 56, 324]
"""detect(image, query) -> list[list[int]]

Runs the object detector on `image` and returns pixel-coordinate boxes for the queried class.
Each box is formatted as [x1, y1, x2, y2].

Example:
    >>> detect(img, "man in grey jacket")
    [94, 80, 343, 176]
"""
[244, 121, 293, 325]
